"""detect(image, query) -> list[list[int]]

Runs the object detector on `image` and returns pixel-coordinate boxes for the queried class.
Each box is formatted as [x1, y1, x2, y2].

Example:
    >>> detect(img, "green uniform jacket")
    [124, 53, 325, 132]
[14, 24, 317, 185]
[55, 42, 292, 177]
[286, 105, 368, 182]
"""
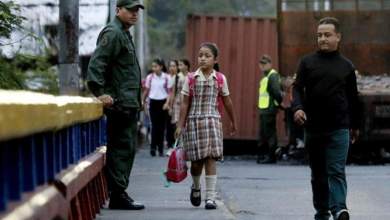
[261, 69, 283, 115]
[87, 17, 142, 109]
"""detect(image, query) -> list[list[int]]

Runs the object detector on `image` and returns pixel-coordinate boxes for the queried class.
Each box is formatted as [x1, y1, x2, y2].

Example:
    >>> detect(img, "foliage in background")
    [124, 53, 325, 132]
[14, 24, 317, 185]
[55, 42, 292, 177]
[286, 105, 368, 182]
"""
[146, 0, 276, 63]
[0, 54, 59, 94]
[0, 1, 25, 40]
[0, 1, 57, 94]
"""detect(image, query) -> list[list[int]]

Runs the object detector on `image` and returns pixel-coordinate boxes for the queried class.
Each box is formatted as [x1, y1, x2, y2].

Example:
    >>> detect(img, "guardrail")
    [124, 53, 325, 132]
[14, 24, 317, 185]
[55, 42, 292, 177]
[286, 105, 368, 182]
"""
[0, 90, 108, 220]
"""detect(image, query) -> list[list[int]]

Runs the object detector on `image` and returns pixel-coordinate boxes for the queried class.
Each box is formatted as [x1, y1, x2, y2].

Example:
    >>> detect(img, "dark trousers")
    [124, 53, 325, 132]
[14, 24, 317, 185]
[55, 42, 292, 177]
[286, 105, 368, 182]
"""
[105, 108, 138, 194]
[165, 115, 176, 148]
[306, 129, 350, 220]
[149, 99, 168, 153]
[258, 112, 278, 158]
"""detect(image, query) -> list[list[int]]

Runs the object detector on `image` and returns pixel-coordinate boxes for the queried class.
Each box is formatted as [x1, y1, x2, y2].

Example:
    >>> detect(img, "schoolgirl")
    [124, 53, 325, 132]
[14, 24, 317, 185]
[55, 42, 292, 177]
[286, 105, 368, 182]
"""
[170, 59, 190, 126]
[165, 60, 180, 151]
[143, 58, 170, 156]
[176, 43, 237, 209]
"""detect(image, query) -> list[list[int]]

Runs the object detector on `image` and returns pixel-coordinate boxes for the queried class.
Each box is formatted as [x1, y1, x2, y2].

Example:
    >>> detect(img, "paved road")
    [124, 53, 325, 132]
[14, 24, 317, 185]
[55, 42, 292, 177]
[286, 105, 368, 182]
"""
[97, 147, 390, 220]
[218, 159, 390, 220]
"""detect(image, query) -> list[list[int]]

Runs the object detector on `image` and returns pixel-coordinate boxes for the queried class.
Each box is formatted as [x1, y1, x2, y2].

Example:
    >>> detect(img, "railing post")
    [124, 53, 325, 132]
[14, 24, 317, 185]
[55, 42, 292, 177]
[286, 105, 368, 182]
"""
[61, 129, 70, 169]
[74, 125, 81, 161]
[86, 123, 91, 154]
[21, 136, 37, 192]
[7, 141, 23, 201]
[81, 124, 87, 157]
[55, 131, 62, 173]
[35, 134, 48, 185]
[46, 132, 56, 181]
[0, 143, 7, 211]
[68, 127, 76, 164]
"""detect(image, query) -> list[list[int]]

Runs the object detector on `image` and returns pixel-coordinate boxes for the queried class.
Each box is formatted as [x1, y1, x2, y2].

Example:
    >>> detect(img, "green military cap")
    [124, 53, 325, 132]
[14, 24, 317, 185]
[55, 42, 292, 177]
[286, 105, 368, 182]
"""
[259, 54, 272, 64]
[117, 0, 145, 9]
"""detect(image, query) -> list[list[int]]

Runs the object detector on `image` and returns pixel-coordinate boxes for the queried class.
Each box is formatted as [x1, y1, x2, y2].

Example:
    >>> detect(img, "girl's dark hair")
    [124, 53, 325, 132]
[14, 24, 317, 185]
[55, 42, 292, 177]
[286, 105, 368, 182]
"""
[200, 42, 220, 71]
[152, 58, 167, 72]
[168, 60, 179, 73]
[179, 59, 191, 70]
[168, 59, 180, 95]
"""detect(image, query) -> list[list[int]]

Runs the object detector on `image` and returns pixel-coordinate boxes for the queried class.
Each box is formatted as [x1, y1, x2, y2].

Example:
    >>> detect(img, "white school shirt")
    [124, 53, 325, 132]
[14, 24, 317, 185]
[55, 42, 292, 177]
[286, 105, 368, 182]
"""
[145, 72, 170, 100]
[181, 69, 230, 96]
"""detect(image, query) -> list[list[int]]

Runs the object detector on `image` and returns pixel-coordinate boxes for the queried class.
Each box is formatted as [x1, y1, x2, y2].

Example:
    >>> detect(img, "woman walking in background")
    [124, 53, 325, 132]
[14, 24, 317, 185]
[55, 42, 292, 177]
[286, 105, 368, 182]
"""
[166, 59, 191, 156]
[176, 43, 236, 209]
[143, 58, 170, 157]
[164, 60, 180, 153]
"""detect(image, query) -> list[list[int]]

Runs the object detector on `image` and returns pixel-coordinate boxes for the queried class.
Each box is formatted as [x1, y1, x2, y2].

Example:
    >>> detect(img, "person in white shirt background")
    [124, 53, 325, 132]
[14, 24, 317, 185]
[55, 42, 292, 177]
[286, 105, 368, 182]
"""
[142, 58, 170, 157]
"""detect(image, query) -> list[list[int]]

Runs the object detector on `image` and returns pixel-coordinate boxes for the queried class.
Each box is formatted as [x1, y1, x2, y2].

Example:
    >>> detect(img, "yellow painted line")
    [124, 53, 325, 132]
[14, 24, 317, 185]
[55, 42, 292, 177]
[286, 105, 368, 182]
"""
[0, 90, 103, 141]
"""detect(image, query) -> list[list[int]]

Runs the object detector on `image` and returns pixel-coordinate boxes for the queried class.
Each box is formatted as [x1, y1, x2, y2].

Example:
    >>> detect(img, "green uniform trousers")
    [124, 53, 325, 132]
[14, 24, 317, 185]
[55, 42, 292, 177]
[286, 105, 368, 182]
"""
[258, 112, 278, 157]
[105, 108, 138, 193]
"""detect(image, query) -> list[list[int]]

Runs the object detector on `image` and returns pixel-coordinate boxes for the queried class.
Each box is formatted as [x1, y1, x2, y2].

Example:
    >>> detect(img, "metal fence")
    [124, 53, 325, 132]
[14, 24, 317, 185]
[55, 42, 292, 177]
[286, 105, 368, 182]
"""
[0, 91, 108, 220]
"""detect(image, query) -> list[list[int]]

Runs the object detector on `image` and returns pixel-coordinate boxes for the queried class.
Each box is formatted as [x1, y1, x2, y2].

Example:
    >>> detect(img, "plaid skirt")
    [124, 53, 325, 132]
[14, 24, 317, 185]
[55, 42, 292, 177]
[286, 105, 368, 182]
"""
[182, 117, 223, 161]
[171, 96, 181, 124]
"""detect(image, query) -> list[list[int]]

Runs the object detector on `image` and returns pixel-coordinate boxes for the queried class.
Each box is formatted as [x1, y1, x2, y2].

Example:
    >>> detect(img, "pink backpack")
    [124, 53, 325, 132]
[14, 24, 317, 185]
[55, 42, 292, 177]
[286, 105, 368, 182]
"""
[165, 146, 188, 183]
[188, 72, 225, 116]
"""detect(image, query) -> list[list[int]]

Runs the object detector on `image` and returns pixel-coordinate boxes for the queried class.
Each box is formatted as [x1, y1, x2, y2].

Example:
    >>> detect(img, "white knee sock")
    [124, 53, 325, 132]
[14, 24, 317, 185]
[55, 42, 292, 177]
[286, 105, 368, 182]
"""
[205, 175, 217, 201]
[192, 175, 201, 189]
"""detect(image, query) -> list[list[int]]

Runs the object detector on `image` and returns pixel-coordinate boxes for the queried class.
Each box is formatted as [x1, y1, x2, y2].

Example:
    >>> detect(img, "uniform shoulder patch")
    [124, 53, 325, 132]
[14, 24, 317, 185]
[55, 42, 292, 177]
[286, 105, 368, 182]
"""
[100, 35, 109, 47]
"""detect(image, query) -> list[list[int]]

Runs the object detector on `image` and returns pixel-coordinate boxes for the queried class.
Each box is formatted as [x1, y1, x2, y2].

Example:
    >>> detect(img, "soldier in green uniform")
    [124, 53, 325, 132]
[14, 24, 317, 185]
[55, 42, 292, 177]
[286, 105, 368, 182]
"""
[257, 55, 284, 164]
[86, 0, 145, 210]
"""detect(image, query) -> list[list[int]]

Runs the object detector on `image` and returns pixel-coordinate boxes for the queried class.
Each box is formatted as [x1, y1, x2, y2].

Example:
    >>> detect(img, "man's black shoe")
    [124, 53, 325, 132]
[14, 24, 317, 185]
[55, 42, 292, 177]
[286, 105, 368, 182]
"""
[256, 155, 265, 164]
[109, 192, 145, 210]
[335, 209, 349, 220]
[259, 156, 276, 164]
[190, 185, 201, 207]
[150, 150, 156, 157]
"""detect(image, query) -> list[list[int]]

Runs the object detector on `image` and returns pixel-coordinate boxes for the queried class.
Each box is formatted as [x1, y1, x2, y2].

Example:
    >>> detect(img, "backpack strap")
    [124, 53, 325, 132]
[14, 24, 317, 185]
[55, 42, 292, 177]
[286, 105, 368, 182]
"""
[164, 74, 169, 92]
[216, 72, 224, 96]
[174, 74, 179, 95]
[147, 73, 153, 88]
[188, 72, 196, 97]
[215, 72, 225, 116]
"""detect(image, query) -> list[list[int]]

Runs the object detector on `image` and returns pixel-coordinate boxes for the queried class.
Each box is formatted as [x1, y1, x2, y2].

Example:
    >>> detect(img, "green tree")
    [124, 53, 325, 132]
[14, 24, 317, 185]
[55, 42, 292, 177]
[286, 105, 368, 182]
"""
[0, 1, 25, 40]
[0, 1, 57, 93]
[0, 54, 59, 94]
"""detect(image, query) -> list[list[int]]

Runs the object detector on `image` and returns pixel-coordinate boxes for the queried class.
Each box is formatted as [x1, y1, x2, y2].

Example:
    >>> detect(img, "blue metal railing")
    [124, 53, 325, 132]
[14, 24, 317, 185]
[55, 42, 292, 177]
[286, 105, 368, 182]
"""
[0, 117, 106, 211]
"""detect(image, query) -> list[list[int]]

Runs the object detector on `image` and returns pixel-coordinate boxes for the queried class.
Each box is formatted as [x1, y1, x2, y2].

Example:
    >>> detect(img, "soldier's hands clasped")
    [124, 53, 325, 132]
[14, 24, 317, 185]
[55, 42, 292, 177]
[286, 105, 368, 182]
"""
[98, 94, 114, 107]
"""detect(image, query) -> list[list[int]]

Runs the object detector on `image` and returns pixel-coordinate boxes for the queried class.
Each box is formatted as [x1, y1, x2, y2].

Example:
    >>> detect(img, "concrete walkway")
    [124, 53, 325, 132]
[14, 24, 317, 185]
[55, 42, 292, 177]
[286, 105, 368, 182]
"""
[96, 147, 390, 220]
[96, 148, 234, 220]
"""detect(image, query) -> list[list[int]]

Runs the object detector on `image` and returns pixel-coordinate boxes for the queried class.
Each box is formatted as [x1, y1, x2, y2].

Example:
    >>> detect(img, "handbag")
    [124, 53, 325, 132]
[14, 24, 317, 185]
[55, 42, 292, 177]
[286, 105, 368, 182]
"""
[164, 139, 188, 183]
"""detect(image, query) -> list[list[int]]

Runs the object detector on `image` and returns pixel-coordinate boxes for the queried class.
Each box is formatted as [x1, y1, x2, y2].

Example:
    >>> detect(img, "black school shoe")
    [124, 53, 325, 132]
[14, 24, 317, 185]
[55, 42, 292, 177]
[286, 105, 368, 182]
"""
[335, 209, 349, 220]
[205, 199, 217, 209]
[109, 192, 145, 210]
[190, 185, 201, 207]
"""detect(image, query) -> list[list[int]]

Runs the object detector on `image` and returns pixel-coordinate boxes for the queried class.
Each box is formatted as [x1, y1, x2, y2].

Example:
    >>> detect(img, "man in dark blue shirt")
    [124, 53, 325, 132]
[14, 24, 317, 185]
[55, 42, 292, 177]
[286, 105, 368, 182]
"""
[292, 17, 360, 220]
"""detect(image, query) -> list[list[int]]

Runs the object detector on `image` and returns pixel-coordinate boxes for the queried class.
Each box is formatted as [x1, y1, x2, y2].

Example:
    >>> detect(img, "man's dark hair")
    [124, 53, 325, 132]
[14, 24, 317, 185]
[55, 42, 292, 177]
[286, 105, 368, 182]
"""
[318, 17, 340, 33]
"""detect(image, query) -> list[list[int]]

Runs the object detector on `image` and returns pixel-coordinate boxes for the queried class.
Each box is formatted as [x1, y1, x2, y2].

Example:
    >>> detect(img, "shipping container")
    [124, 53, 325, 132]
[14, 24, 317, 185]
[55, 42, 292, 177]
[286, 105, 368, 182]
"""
[186, 14, 287, 143]
[278, 10, 390, 76]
